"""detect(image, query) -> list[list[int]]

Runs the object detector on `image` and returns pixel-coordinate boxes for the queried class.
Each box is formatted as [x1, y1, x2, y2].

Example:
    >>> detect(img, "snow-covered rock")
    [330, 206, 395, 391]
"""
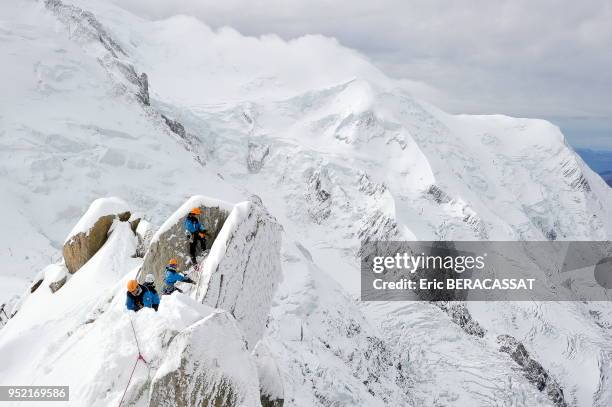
[0, 207, 271, 406]
[2, 0, 612, 405]
[135, 218, 154, 258]
[149, 311, 261, 407]
[47, 265, 68, 293]
[140, 196, 233, 285]
[253, 341, 285, 407]
[497, 334, 568, 407]
[63, 197, 131, 273]
[196, 198, 283, 349]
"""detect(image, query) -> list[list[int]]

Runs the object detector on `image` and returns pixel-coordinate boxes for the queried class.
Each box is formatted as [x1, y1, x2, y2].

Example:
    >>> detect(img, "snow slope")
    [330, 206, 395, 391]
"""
[1, 0, 612, 406]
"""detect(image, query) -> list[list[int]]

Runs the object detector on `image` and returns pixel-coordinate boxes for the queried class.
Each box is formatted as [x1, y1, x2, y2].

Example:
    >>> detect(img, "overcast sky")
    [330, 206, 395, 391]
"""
[113, 0, 612, 149]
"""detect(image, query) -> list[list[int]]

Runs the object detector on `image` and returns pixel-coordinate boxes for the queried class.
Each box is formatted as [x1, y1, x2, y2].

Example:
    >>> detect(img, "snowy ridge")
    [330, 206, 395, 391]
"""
[1, 0, 612, 405]
[150, 311, 262, 407]
[0, 198, 280, 406]
[197, 199, 283, 348]
[64, 196, 129, 243]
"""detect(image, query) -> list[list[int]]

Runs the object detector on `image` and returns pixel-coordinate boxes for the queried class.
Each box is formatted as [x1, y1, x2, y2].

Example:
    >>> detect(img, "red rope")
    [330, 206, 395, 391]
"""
[118, 318, 148, 407]
[118, 357, 139, 407]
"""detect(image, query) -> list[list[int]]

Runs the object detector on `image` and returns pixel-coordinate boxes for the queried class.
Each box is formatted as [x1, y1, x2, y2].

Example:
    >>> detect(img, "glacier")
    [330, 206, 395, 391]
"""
[1, 0, 612, 406]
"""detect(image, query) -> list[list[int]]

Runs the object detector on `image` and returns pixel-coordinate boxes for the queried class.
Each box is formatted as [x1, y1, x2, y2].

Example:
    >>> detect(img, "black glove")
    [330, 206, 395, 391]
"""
[183, 277, 195, 284]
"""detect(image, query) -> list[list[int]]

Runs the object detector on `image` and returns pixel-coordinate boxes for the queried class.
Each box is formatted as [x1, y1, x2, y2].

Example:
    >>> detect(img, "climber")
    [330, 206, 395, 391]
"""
[126, 277, 160, 312]
[184, 207, 207, 265]
[162, 258, 195, 295]
[143, 274, 160, 311]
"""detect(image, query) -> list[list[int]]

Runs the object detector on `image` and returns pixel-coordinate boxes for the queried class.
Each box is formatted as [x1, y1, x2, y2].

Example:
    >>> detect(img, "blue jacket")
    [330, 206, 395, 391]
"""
[142, 283, 160, 308]
[165, 266, 186, 287]
[184, 216, 206, 234]
[126, 291, 141, 311]
[126, 284, 159, 311]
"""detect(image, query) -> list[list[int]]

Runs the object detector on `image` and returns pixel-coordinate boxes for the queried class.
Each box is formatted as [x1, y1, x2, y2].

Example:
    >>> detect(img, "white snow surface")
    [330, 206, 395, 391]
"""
[197, 200, 283, 349]
[252, 341, 284, 401]
[1, 0, 612, 406]
[151, 311, 261, 407]
[0, 220, 259, 407]
[64, 196, 130, 243]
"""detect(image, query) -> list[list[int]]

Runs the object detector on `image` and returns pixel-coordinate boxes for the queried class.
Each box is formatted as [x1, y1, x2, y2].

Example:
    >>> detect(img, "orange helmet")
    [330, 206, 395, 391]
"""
[168, 258, 178, 266]
[190, 207, 202, 215]
[127, 280, 139, 292]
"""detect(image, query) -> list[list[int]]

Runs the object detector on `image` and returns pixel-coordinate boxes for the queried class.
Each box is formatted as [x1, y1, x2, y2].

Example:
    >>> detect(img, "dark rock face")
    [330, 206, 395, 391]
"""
[45, 0, 150, 106]
[129, 218, 141, 233]
[162, 114, 186, 138]
[49, 275, 67, 293]
[560, 158, 591, 192]
[247, 142, 270, 173]
[30, 278, 44, 294]
[63, 211, 130, 274]
[115, 63, 150, 106]
[305, 169, 332, 223]
[497, 334, 568, 407]
[358, 172, 386, 196]
[426, 184, 452, 204]
[44, 0, 126, 57]
[140, 205, 230, 286]
[436, 302, 485, 337]
[357, 211, 401, 259]
[136, 72, 149, 106]
[261, 395, 284, 407]
[134, 219, 153, 258]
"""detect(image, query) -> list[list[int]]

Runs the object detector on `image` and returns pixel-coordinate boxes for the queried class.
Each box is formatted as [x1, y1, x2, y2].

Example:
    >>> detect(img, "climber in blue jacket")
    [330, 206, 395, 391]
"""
[126, 278, 159, 312]
[184, 207, 207, 264]
[143, 273, 160, 311]
[162, 258, 195, 295]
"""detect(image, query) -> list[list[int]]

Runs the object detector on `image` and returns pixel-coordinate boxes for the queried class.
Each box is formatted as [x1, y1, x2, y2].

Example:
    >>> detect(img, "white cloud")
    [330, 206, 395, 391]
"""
[109, 0, 612, 147]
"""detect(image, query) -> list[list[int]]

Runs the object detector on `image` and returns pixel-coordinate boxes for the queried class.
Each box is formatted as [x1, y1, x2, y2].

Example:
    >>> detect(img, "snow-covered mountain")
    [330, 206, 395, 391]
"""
[1, 0, 612, 406]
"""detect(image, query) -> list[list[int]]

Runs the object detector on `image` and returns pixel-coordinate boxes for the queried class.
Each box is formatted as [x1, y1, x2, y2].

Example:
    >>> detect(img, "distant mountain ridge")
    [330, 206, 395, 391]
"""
[1, 0, 612, 406]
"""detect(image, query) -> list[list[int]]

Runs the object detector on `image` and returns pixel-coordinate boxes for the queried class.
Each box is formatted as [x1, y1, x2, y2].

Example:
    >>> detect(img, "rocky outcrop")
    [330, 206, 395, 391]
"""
[62, 197, 131, 273]
[30, 278, 44, 294]
[196, 199, 283, 349]
[44, 0, 126, 57]
[149, 311, 261, 407]
[140, 197, 232, 285]
[497, 334, 568, 407]
[45, 0, 150, 106]
[358, 172, 386, 196]
[161, 114, 186, 138]
[48, 267, 68, 293]
[436, 302, 486, 337]
[63, 212, 130, 274]
[426, 184, 452, 204]
[247, 142, 270, 173]
[253, 342, 284, 407]
[115, 63, 150, 106]
[134, 218, 154, 258]
[305, 168, 332, 223]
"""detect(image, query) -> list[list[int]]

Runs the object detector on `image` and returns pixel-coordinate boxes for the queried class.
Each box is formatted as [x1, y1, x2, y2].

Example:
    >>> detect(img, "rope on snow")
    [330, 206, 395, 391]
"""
[118, 316, 149, 407]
